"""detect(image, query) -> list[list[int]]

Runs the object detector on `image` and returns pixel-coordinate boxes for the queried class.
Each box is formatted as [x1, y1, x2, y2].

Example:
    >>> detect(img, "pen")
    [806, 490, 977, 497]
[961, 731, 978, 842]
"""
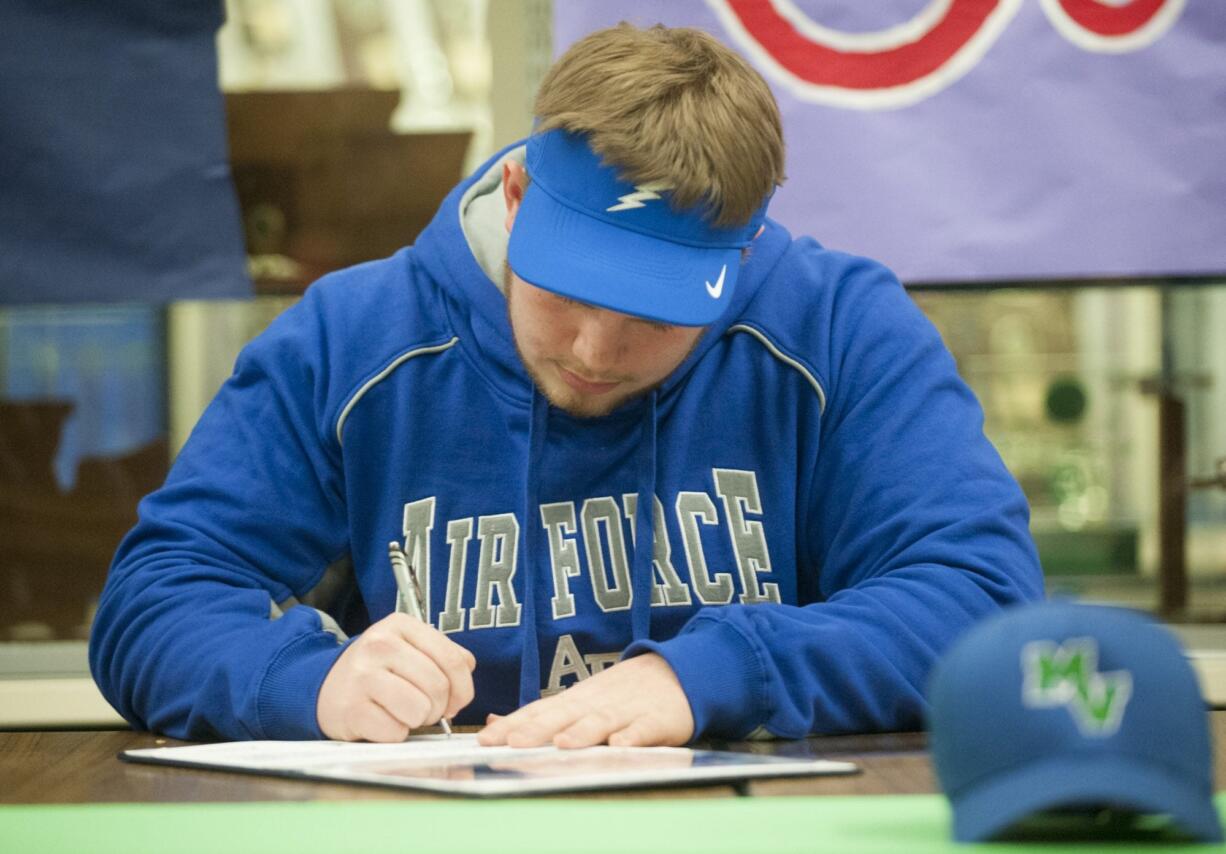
[388, 540, 453, 737]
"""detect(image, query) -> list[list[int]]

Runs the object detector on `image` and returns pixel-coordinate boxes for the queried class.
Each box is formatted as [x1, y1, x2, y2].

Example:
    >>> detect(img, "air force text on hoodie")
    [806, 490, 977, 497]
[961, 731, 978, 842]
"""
[90, 140, 1044, 741]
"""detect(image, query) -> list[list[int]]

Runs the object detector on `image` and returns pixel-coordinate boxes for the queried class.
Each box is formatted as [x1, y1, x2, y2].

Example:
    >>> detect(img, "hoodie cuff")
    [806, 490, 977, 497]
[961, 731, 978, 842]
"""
[257, 632, 348, 739]
[624, 616, 765, 740]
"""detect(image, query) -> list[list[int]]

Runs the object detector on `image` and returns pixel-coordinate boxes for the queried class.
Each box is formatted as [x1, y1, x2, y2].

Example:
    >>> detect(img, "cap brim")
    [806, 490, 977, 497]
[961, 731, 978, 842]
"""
[951, 753, 1223, 843]
[507, 182, 740, 327]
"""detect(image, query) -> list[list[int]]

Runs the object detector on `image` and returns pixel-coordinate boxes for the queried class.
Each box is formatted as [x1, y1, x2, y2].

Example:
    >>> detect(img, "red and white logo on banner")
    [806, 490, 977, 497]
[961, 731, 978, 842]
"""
[707, 0, 1185, 109]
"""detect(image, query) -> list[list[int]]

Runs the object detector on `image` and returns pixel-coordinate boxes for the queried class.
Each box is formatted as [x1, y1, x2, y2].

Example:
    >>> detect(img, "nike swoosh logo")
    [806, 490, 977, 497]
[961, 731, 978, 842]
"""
[705, 265, 727, 299]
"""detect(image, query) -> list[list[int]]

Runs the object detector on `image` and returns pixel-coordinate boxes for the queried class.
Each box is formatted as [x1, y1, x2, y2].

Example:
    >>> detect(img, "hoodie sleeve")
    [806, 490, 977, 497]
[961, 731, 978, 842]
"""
[88, 286, 352, 741]
[628, 257, 1045, 739]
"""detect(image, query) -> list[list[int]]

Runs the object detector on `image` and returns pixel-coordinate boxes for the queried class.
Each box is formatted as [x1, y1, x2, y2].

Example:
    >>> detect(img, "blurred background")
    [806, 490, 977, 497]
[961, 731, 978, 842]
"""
[1, 0, 1222, 724]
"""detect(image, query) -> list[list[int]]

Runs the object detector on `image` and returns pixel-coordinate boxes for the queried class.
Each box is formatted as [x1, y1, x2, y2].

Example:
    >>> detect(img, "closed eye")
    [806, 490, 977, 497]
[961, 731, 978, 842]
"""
[554, 291, 672, 331]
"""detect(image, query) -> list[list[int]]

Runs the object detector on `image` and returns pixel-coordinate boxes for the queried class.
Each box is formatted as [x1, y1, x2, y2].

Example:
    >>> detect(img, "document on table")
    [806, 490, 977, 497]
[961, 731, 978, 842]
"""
[120, 734, 858, 797]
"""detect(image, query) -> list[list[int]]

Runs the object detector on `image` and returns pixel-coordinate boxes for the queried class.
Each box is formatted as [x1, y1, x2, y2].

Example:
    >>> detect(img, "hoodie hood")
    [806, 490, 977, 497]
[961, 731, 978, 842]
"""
[414, 137, 793, 410]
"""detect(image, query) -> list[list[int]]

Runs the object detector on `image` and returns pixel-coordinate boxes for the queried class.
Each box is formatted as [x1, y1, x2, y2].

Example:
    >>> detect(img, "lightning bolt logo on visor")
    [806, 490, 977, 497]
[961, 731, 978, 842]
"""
[607, 181, 672, 212]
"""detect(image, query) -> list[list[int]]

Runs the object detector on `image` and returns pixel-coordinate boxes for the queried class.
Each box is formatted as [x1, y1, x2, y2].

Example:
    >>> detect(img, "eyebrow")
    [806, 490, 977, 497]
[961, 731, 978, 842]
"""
[555, 292, 675, 330]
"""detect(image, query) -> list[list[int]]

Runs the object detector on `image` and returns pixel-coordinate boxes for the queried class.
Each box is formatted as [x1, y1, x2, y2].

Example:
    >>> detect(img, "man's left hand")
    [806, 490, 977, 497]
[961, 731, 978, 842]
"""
[476, 653, 695, 748]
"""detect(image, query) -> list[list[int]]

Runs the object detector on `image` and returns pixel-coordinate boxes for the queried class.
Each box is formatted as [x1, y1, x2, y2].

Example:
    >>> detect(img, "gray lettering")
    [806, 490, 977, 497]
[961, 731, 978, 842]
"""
[622, 493, 692, 607]
[584, 652, 621, 675]
[714, 469, 781, 604]
[438, 517, 472, 633]
[676, 491, 734, 605]
[582, 497, 632, 612]
[401, 497, 437, 617]
[470, 513, 522, 628]
[540, 501, 581, 619]
[544, 633, 590, 696]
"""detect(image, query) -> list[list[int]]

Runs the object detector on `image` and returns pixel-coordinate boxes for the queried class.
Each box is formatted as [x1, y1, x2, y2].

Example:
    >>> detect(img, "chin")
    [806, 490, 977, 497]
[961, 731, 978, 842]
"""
[534, 377, 630, 419]
[547, 389, 624, 419]
[520, 358, 638, 418]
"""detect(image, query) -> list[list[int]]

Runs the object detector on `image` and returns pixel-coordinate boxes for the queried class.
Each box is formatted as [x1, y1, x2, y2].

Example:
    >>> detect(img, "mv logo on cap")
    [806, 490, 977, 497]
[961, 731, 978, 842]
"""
[1021, 638, 1133, 737]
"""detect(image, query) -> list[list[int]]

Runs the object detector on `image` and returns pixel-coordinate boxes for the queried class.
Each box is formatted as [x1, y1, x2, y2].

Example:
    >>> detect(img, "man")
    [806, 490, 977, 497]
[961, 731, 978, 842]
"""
[90, 24, 1043, 745]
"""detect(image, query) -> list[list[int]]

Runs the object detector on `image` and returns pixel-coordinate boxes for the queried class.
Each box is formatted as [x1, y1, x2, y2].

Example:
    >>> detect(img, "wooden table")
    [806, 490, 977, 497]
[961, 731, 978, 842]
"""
[0, 728, 934, 804]
[3, 714, 1224, 804]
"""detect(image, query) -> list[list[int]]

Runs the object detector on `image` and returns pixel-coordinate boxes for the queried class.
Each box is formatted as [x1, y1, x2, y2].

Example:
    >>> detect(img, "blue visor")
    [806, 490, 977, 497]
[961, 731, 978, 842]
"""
[507, 129, 769, 327]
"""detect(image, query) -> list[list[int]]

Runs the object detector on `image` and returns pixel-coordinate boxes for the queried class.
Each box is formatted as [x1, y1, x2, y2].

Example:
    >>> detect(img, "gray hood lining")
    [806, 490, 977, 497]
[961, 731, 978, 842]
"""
[458, 144, 526, 294]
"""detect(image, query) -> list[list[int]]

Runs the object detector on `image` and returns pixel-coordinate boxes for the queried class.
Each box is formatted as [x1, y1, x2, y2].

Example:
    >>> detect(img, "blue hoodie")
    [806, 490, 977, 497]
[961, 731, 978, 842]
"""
[90, 140, 1044, 741]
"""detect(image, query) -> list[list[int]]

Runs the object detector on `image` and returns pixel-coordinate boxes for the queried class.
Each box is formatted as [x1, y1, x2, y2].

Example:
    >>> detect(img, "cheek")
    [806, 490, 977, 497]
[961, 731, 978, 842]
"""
[634, 331, 701, 380]
[515, 298, 571, 356]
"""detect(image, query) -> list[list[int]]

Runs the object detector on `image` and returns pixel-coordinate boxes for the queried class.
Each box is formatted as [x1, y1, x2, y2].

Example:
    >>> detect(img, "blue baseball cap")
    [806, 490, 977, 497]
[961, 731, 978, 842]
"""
[506, 128, 770, 327]
[928, 602, 1221, 843]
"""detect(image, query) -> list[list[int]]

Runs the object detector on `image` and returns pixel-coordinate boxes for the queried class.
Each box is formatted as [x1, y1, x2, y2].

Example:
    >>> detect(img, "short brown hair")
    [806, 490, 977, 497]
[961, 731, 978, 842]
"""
[534, 23, 785, 228]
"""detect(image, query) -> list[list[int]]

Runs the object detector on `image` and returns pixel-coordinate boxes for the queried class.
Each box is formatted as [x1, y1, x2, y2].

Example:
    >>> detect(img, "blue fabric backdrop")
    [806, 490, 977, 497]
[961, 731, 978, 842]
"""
[0, 0, 249, 303]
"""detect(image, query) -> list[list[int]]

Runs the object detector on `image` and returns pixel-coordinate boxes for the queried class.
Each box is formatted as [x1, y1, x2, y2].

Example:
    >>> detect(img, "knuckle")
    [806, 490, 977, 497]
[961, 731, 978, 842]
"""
[355, 707, 403, 743]
[365, 618, 397, 640]
[384, 723, 411, 743]
[384, 685, 423, 726]
[442, 648, 468, 674]
[377, 719, 410, 743]
[355, 666, 382, 693]
[359, 635, 392, 659]
[419, 673, 448, 707]
[433, 671, 455, 702]
[407, 694, 433, 728]
[396, 613, 426, 636]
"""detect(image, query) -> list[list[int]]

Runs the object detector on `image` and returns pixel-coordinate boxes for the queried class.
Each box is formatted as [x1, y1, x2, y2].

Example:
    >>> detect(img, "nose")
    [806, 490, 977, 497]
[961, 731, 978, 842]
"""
[570, 308, 627, 376]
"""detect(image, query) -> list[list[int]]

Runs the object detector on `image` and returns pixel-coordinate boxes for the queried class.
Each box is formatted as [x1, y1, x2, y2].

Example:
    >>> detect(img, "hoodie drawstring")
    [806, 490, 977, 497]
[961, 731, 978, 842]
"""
[629, 391, 659, 643]
[517, 389, 549, 707]
[516, 390, 659, 707]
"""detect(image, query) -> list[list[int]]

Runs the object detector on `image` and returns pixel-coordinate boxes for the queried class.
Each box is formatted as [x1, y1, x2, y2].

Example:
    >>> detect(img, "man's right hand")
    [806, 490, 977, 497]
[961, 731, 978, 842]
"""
[316, 612, 476, 742]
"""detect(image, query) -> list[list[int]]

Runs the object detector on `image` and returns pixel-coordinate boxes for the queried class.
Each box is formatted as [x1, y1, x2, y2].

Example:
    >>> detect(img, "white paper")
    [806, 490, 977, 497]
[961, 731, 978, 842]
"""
[122, 735, 857, 797]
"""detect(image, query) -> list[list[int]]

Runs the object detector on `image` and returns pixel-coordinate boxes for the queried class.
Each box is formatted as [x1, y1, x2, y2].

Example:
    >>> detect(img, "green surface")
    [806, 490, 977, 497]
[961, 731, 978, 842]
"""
[3, 795, 1224, 854]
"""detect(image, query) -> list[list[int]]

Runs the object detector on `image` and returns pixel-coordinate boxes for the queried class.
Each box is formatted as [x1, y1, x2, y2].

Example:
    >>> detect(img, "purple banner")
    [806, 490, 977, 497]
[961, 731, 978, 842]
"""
[554, 1, 1226, 284]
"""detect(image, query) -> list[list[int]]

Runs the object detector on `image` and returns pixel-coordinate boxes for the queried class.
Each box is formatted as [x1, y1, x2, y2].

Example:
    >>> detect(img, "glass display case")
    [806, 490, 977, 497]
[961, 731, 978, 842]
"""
[914, 283, 1226, 613]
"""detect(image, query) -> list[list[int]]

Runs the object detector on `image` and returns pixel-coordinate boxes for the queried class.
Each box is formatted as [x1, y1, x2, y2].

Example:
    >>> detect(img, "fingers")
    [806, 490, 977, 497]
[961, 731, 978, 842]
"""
[478, 673, 628, 748]
[480, 697, 627, 749]
[552, 706, 625, 749]
[479, 696, 594, 748]
[379, 644, 451, 726]
[389, 615, 477, 717]
[316, 613, 477, 742]
[607, 718, 655, 748]
[348, 697, 410, 743]
[477, 706, 542, 746]
[476, 654, 695, 749]
[475, 706, 527, 746]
